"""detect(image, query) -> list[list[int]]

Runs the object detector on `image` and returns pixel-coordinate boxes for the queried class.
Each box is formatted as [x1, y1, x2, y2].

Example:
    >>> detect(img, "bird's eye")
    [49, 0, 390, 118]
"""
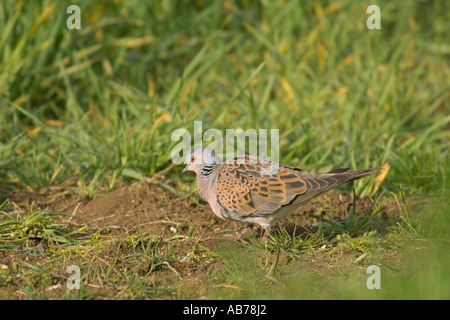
[190, 155, 195, 162]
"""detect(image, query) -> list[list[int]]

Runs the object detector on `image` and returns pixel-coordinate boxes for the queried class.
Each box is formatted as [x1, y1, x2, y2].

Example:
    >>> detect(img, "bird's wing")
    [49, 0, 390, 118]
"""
[216, 156, 381, 216]
[215, 156, 307, 216]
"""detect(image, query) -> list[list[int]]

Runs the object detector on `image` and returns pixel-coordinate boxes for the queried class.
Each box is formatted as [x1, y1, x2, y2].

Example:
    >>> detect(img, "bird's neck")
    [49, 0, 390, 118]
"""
[200, 163, 218, 178]
[197, 166, 218, 201]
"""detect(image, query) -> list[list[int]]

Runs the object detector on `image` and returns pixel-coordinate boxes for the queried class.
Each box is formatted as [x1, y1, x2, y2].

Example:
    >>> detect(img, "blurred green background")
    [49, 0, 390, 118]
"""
[1, 0, 448, 198]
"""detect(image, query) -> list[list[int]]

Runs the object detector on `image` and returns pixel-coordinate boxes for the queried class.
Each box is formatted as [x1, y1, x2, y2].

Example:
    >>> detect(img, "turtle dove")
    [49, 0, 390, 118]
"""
[182, 146, 380, 242]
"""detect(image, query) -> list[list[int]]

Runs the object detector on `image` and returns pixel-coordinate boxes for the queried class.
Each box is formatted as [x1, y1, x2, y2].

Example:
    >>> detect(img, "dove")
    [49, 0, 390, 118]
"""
[182, 146, 380, 242]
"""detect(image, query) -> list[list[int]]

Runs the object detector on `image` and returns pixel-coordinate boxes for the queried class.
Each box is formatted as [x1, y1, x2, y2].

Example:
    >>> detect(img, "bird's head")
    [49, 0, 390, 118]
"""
[182, 146, 222, 176]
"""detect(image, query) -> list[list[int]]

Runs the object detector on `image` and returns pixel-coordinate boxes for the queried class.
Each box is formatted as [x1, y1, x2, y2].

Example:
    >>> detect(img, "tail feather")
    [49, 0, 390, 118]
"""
[291, 167, 381, 205]
[346, 167, 382, 182]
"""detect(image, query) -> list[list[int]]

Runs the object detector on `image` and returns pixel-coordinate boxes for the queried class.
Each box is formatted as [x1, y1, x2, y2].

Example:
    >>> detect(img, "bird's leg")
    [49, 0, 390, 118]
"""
[261, 225, 273, 243]
[234, 224, 254, 243]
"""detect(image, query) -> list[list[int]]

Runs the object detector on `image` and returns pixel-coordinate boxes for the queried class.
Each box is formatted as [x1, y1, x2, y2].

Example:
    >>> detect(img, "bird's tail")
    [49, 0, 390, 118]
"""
[333, 167, 382, 182]
[292, 167, 382, 205]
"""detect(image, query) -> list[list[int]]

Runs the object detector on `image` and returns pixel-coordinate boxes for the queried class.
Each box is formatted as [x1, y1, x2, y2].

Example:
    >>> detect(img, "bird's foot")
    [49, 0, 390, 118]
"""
[234, 224, 253, 244]
[261, 226, 273, 243]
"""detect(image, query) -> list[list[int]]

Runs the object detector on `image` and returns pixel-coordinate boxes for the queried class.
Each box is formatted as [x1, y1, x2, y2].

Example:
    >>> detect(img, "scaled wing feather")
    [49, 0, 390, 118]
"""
[216, 156, 307, 216]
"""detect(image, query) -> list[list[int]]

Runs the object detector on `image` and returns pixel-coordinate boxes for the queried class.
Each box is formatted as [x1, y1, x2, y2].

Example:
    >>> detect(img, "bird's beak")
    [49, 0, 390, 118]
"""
[181, 166, 188, 174]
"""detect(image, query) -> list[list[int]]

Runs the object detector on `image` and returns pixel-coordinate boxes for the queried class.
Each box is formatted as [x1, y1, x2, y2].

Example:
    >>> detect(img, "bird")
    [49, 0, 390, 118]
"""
[181, 146, 380, 242]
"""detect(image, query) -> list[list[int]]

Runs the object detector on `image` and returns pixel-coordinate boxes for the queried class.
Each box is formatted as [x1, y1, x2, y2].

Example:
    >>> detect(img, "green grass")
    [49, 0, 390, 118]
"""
[0, 0, 449, 300]
[312, 188, 384, 237]
[0, 199, 79, 247]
